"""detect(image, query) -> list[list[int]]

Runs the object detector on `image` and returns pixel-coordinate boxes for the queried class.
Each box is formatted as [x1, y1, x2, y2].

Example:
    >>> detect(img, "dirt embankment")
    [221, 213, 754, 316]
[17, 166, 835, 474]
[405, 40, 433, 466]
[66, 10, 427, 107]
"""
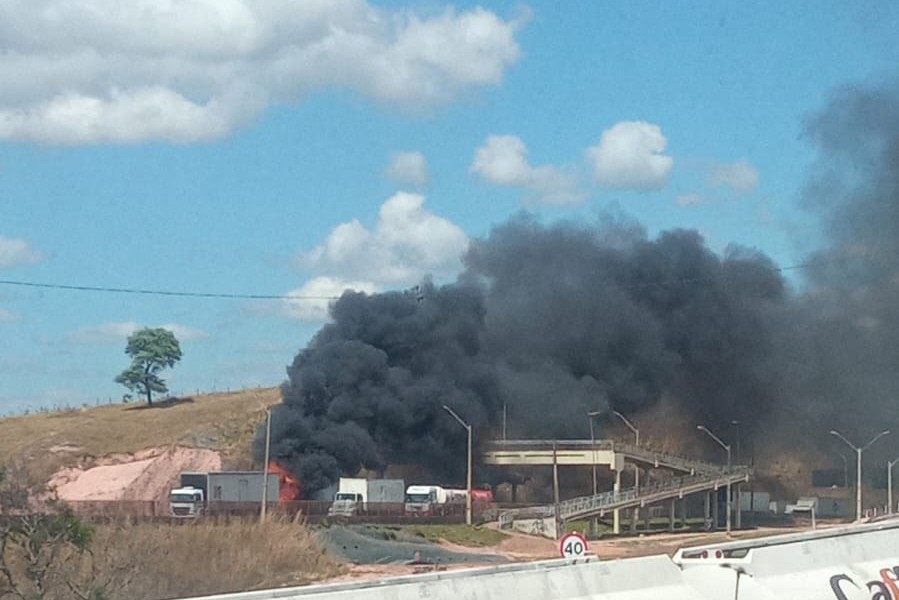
[48, 446, 222, 504]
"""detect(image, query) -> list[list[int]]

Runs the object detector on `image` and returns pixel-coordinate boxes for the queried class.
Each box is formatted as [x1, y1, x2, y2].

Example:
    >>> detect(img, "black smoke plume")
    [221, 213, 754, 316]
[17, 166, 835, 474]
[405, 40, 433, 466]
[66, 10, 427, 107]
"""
[766, 78, 899, 456]
[257, 77, 899, 495]
[258, 217, 786, 494]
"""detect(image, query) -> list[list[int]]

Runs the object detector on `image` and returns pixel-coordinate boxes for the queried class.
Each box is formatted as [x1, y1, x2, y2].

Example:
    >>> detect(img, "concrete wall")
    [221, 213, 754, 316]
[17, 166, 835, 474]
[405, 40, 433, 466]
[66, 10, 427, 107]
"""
[510, 516, 558, 539]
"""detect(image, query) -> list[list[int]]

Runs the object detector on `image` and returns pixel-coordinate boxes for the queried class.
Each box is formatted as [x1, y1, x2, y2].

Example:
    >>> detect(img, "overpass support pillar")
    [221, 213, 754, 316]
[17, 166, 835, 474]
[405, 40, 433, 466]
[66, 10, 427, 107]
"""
[669, 499, 676, 532]
[703, 492, 711, 530]
[735, 483, 742, 530]
[613, 470, 621, 534]
[712, 490, 720, 530]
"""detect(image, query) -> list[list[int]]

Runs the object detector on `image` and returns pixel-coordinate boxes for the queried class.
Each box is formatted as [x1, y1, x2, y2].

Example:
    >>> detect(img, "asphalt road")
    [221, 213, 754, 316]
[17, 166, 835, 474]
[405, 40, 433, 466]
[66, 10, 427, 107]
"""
[318, 525, 509, 566]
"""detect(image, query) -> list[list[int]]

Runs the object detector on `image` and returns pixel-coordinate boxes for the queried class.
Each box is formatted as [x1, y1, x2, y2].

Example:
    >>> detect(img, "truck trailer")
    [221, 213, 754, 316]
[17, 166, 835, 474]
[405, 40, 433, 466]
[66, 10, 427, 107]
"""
[169, 471, 280, 517]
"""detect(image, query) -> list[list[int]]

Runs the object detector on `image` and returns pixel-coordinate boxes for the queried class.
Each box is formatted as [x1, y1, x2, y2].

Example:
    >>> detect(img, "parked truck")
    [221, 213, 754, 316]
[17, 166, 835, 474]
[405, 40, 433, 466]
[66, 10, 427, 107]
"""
[327, 477, 405, 517]
[404, 484, 449, 516]
[405, 486, 496, 517]
[169, 471, 280, 517]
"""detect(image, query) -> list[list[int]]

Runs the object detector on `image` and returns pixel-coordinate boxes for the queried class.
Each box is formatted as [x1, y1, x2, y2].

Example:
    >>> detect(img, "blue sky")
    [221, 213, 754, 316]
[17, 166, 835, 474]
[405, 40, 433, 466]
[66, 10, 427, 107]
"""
[1, 1, 898, 414]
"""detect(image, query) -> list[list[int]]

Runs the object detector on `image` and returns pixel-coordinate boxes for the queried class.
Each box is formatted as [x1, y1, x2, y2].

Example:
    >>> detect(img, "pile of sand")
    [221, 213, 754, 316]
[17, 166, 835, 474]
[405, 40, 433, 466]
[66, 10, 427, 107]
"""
[50, 446, 222, 504]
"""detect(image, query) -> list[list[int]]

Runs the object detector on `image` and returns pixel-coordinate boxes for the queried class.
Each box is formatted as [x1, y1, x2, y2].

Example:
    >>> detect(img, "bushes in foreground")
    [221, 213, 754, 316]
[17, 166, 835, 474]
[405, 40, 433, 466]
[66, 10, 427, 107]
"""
[70, 516, 345, 600]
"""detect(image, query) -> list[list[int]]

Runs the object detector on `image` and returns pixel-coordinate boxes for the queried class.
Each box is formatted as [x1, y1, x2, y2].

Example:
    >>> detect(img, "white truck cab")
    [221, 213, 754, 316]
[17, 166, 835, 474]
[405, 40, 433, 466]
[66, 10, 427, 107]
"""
[169, 486, 205, 517]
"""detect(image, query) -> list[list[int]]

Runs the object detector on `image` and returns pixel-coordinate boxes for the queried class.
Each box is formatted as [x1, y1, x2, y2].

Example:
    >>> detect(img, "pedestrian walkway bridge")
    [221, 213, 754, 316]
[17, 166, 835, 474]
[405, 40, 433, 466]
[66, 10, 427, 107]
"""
[497, 468, 752, 535]
[483, 439, 751, 537]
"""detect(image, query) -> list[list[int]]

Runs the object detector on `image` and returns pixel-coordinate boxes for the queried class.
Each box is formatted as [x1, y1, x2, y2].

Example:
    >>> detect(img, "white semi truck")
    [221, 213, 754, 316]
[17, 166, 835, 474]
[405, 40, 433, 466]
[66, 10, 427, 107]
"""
[404, 484, 450, 516]
[327, 477, 406, 517]
[169, 471, 279, 517]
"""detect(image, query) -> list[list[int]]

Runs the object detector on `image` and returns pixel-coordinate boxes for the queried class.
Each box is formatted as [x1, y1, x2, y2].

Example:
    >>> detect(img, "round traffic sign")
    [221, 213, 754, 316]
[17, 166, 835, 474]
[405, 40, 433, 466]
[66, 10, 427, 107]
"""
[559, 531, 589, 558]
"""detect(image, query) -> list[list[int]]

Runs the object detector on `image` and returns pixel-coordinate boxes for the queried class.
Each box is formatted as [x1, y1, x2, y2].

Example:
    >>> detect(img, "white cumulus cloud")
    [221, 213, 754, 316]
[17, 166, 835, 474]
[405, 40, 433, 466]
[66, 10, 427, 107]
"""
[300, 192, 469, 287]
[587, 121, 674, 190]
[280, 276, 380, 322]
[69, 321, 207, 343]
[471, 135, 583, 206]
[708, 160, 760, 192]
[0, 236, 44, 268]
[0, 2, 524, 145]
[385, 151, 428, 186]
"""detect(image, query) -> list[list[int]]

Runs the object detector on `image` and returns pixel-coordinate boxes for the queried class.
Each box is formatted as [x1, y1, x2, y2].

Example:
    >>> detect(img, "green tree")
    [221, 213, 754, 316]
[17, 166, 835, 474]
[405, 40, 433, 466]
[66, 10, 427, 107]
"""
[115, 327, 182, 406]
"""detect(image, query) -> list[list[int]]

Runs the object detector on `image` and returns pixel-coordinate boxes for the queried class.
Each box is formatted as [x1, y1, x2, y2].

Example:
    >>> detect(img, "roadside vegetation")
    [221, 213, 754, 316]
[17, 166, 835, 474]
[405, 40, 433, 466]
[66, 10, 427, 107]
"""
[82, 517, 345, 600]
[1, 464, 343, 600]
[373, 524, 509, 547]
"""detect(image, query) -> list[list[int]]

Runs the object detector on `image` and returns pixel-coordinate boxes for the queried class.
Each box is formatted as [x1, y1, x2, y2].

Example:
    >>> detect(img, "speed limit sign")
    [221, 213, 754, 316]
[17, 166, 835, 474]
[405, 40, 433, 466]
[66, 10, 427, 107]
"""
[559, 531, 589, 558]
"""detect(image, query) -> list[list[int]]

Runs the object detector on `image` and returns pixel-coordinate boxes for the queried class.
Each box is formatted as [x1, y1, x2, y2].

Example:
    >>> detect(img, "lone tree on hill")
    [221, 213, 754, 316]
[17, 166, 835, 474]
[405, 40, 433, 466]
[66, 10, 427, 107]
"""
[115, 327, 182, 405]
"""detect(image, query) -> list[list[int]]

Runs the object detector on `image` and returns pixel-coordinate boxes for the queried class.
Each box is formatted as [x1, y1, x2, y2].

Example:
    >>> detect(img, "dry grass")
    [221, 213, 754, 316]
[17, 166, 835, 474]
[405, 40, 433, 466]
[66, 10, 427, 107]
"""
[0, 388, 281, 481]
[60, 516, 345, 600]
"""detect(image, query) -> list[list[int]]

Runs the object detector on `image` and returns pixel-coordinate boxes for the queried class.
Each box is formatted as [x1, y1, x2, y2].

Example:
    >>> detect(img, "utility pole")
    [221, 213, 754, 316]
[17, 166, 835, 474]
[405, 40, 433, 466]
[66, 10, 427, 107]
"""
[503, 403, 507, 442]
[613, 410, 640, 493]
[587, 411, 601, 495]
[830, 429, 890, 521]
[697, 425, 731, 536]
[888, 456, 899, 515]
[443, 405, 473, 526]
[260, 408, 272, 522]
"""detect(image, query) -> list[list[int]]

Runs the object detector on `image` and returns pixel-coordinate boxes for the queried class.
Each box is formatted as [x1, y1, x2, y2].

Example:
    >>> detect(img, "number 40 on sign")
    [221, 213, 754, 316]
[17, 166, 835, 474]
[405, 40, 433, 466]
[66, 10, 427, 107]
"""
[559, 532, 589, 558]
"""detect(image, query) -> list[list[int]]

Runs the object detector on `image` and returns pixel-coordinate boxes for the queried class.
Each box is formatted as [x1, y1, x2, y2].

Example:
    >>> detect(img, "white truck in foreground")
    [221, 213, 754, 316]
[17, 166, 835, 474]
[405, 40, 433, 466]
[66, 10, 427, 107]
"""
[327, 477, 406, 517]
[404, 484, 449, 516]
[169, 471, 279, 517]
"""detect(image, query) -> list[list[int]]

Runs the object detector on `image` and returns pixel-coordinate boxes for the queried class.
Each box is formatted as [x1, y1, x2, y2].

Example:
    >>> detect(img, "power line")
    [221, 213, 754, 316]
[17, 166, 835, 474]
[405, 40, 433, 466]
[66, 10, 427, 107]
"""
[0, 279, 337, 300]
[0, 251, 887, 301]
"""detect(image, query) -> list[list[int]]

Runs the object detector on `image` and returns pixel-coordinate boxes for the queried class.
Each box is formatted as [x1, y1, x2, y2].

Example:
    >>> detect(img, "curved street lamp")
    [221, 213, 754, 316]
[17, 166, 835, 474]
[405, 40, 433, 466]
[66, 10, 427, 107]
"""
[587, 411, 602, 496]
[697, 425, 732, 536]
[888, 456, 899, 516]
[614, 410, 640, 494]
[829, 429, 890, 521]
[443, 405, 472, 526]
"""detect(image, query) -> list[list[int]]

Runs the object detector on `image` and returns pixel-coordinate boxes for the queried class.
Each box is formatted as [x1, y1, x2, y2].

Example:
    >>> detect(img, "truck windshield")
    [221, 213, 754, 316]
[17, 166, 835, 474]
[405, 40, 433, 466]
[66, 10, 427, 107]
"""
[405, 493, 431, 503]
[170, 493, 201, 502]
[334, 493, 360, 501]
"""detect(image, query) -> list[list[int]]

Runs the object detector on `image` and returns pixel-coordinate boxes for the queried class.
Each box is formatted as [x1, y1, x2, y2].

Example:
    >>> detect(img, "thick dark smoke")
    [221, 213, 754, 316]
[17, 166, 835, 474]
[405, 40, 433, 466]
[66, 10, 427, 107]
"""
[258, 77, 899, 495]
[258, 217, 786, 494]
[768, 78, 899, 456]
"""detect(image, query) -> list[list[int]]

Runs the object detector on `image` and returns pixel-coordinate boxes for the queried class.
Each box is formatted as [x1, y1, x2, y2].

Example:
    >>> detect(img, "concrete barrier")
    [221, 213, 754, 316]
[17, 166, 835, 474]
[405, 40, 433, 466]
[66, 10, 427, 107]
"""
[184, 556, 704, 600]
[675, 518, 899, 599]
[182, 518, 899, 600]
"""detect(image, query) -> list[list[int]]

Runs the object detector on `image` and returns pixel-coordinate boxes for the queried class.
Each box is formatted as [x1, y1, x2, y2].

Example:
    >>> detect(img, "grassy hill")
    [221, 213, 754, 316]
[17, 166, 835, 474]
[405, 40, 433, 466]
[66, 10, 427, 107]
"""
[0, 387, 281, 481]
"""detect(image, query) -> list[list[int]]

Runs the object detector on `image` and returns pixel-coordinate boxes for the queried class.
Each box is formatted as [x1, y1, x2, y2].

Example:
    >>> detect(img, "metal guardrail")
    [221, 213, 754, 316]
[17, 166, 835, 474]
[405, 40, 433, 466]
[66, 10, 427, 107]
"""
[558, 469, 752, 520]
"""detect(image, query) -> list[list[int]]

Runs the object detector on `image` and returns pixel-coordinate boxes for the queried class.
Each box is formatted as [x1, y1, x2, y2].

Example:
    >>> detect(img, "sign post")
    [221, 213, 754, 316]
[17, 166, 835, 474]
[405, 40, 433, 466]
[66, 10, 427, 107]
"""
[559, 531, 589, 559]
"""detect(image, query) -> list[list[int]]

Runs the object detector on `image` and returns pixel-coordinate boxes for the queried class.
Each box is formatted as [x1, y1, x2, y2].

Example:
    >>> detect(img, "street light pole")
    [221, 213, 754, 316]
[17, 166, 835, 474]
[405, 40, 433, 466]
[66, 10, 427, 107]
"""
[260, 408, 272, 522]
[443, 405, 473, 526]
[731, 420, 741, 465]
[587, 411, 600, 496]
[888, 456, 899, 515]
[830, 429, 890, 521]
[697, 425, 732, 536]
[613, 410, 640, 494]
